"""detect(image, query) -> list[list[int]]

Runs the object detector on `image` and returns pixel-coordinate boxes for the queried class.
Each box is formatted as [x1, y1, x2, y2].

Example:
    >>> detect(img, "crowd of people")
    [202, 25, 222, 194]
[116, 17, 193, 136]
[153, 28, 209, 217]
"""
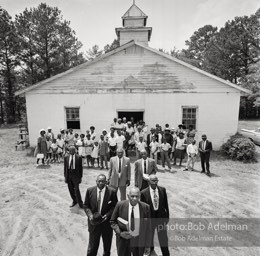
[34, 117, 212, 173]
[33, 117, 213, 256]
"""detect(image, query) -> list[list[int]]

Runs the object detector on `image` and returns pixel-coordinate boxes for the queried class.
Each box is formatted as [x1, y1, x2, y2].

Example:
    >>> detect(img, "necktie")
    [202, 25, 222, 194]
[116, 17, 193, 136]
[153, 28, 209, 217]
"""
[98, 190, 102, 213]
[70, 156, 73, 170]
[154, 190, 159, 210]
[118, 158, 121, 173]
[131, 206, 135, 231]
[144, 160, 146, 174]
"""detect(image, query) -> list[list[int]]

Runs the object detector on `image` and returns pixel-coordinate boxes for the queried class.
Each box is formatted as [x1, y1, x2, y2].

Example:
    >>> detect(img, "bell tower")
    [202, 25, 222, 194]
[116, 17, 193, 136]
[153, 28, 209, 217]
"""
[115, 1, 152, 46]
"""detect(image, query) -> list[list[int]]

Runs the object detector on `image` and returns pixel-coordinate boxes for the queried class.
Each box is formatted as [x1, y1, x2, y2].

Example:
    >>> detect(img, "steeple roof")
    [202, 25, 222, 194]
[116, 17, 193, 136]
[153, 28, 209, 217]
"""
[122, 3, 147, 18]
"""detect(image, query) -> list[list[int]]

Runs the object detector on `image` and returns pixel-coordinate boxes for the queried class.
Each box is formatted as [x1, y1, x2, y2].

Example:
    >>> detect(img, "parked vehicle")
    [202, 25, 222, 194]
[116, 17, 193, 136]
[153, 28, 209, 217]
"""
[239, 128, 260, 146]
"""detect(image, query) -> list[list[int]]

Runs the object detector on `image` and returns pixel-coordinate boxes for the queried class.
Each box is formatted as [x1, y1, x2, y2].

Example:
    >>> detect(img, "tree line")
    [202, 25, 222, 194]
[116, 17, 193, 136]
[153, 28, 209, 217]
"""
[0, 3, 259, 124]
[0, 3, 119, 124]
[163, 9, 260, 119]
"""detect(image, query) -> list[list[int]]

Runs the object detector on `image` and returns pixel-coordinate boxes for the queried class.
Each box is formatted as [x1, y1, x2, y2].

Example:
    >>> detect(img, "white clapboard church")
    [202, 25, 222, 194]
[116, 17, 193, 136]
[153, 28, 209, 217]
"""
[16, 2, 250, 149]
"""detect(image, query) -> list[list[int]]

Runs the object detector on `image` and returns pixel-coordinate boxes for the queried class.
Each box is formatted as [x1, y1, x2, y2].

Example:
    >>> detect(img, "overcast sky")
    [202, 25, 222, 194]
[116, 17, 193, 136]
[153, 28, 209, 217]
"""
[2, 0, 260, 53]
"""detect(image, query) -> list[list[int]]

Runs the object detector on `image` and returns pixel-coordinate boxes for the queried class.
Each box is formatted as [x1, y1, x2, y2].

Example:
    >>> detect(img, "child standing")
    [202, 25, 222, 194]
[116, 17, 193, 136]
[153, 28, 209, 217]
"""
[76, 134, 86, 164]
[184, 140, 198, 171]
[99, 135, 109, 169]
[91, 141, 100, 168]
[136, 136, 147, 159]
[51, 138, 58, 162]
[84, 134, 93, 167]
[46, 136, 52, 164]
[149, 136, 159, 164]
[160, 137, 172, 172]
[56, 134, 64, 163]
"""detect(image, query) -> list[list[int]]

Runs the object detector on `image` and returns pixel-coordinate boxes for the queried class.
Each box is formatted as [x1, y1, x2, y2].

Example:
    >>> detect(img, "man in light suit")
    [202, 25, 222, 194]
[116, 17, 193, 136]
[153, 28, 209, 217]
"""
[141, 175, 170, 256]
[110, 187, 152, 256]
[108, 148, 131, 200]
[84, 174, 118, 256]
[198, 134, 213, 177]
[64, 146, 83, 208]
[134, 150, 158, 191]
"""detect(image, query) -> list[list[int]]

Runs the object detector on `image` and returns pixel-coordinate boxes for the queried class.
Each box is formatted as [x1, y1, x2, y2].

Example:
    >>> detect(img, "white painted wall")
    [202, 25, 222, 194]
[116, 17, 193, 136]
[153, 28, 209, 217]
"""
[26, 91, 240, 149]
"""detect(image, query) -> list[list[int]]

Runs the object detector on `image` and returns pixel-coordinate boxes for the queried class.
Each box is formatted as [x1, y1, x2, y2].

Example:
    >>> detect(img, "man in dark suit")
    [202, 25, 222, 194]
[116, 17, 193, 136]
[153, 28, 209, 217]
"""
[140, 174, 170, 256]
[198, 134, 213, 177]
[64, 146, 83, 208]
[84, 174, 118, 256]
[134, 150, 157, 191]
[110, 187, 152, 256]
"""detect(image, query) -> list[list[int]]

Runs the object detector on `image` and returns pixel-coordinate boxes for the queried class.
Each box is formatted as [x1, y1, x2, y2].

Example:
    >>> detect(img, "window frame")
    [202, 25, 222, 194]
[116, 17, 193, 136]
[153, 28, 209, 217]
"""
[181, 106, 198, 130]
[65, 107, 80, 130]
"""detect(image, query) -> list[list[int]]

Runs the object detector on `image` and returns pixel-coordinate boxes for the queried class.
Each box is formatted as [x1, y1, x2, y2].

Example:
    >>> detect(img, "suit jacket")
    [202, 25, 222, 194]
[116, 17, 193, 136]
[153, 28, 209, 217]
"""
[108, 156, 131, 187]
[110, 200, 152, 248]
[134, 158, 157, 190]
[198, 140, 213, 155]
[140, 186, 169, 220]
[64, 154, 82, 182]
[84, 186, 118, 231]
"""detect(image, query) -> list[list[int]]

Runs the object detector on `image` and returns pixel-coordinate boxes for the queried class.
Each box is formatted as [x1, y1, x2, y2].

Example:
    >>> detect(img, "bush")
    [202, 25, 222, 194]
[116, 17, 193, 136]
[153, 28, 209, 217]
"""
[221, 133, 257, 162]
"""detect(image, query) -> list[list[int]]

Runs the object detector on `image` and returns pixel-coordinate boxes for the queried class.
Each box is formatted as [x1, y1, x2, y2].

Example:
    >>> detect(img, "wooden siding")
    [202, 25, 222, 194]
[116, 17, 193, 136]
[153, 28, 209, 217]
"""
[29, 44, 239, 95]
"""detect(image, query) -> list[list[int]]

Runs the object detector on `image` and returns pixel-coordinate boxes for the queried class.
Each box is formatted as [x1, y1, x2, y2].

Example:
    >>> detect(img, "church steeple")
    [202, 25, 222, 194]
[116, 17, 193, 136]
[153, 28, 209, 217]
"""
[115, 1, 152, 46]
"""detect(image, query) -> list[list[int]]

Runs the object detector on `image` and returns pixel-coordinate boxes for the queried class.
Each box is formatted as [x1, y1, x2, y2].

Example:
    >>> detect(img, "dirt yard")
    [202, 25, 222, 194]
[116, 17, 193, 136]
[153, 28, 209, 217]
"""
[0, 126, 259, 256]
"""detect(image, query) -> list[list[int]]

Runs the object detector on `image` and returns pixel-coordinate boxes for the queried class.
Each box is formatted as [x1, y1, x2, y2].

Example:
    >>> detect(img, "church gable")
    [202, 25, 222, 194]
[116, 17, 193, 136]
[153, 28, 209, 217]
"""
[27, 43, 240, 94]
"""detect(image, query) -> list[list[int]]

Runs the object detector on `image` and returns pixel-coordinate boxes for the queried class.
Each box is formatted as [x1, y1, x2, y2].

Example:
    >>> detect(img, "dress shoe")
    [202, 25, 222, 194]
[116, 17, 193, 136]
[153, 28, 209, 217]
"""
[70, 202, 77, 207]
[206, 172, 211, 177]
[200, 170, 205, 173]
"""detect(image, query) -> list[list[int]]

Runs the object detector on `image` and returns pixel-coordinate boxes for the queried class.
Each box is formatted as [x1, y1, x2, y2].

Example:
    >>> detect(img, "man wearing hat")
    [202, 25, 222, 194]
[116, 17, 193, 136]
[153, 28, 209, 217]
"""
[64, 146, 83, 208]
[115, 118, 124, 131]
[84, 174, 118, 256]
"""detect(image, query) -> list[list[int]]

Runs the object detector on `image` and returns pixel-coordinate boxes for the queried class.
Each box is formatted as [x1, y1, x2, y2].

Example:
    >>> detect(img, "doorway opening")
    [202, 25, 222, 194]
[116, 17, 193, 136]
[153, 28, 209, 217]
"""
[117, 111, 144, 124]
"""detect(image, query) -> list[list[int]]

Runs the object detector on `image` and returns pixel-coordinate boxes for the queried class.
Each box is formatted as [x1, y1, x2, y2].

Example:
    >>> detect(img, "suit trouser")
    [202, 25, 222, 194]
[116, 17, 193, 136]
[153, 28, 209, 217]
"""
[118, 186, 126, 201]
[200, 153, 210, 172]
[116, 235, 144, 256]
[87, 222, 113, 256]
[141, 179, 149, 191]
[100, 154, 108, 168]
[151, 221, 170, 256]
[109, 185, 127, 201]
[67, 172, 83, 206]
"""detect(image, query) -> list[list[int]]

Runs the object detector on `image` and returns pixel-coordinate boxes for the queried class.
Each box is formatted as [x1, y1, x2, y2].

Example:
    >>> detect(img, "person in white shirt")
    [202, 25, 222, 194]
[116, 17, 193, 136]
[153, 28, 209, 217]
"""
[115, 130, 125, 151]
[184, 140, 198, 171]
[149, 136, 159, 164]
[108, 131, 117, 158]
[135, 136, 147, 159]
[115, 118, 124, 131]
[160, 137, 173, 172]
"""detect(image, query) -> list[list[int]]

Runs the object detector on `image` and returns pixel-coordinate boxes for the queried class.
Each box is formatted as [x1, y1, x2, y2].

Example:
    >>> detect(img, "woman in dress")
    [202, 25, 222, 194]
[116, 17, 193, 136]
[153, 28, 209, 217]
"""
[35, 129, 47, 166]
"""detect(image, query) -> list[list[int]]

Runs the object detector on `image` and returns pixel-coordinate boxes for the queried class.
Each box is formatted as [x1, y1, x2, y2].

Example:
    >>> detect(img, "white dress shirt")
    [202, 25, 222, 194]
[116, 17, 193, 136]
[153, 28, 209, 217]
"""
[128, 202, 140, 237]
[97, 186, 106, 213]
[149, 186, 159, 211]
[69, 154, 75, 169]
